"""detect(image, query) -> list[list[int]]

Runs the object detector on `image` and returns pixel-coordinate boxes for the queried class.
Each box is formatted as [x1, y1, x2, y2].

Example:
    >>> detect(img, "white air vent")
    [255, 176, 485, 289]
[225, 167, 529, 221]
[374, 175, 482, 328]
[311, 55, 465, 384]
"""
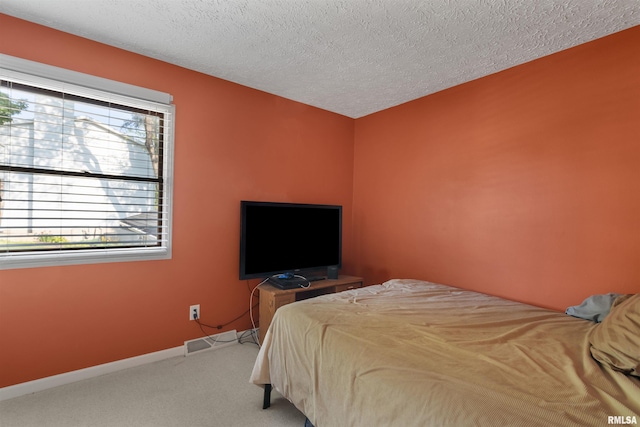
[184, 329, 238, 356]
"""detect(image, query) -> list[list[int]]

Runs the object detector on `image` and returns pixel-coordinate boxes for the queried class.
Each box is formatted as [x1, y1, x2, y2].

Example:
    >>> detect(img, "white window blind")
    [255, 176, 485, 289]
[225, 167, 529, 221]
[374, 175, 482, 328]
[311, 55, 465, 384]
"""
[0, 55, 174, 269]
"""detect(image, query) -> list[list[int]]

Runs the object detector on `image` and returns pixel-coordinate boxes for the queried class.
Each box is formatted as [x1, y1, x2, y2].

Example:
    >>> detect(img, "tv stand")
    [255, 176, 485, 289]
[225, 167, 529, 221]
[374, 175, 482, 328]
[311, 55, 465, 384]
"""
[257, 275, 363, 344]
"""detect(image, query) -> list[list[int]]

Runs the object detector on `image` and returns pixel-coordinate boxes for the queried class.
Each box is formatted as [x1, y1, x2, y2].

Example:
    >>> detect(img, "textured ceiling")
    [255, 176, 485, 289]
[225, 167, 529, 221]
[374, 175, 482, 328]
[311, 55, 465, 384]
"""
[1, 0, 639, 118]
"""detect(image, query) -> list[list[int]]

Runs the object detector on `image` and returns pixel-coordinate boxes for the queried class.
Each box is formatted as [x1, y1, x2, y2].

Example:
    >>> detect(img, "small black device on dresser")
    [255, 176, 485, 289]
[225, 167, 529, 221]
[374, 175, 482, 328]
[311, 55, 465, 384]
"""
[268, 274, 308, 289]
[327, 265, 339, 279]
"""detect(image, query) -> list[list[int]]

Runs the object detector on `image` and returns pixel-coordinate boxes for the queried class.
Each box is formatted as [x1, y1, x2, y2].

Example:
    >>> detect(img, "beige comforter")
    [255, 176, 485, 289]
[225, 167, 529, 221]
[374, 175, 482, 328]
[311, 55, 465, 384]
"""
[250, 279, 640, 426]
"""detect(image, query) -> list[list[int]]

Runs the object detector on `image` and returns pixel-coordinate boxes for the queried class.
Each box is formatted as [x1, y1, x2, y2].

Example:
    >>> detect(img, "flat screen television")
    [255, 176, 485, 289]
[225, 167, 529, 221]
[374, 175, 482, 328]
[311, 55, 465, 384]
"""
[239, 201, 342, 280]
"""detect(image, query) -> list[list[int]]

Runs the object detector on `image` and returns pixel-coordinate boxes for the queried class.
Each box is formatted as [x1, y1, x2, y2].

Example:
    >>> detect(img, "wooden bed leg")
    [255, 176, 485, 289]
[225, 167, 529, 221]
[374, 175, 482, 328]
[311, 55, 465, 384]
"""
[263, 383, 272, 409]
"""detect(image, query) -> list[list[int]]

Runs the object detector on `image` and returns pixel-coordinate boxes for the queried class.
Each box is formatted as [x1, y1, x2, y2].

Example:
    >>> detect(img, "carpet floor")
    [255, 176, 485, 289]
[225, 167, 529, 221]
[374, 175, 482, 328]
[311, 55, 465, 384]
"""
[0, 341, 306, 427]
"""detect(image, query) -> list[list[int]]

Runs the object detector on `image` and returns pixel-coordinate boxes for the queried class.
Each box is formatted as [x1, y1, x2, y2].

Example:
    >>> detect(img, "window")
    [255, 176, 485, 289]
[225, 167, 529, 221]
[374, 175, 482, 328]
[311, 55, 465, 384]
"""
[0, 54, 174, 269]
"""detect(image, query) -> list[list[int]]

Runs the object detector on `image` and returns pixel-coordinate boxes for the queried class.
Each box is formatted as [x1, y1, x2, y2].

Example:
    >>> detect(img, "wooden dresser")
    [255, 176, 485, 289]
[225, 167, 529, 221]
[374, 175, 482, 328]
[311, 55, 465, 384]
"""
[258, 275, 364, 344]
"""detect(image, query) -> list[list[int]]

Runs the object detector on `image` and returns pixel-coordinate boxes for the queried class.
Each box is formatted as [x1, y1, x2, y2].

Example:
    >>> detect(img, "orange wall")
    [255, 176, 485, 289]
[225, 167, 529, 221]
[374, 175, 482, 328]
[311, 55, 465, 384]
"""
[1, 14, 639, 389]
[353, 26, 640, 311]
[0, 15, 355, 387]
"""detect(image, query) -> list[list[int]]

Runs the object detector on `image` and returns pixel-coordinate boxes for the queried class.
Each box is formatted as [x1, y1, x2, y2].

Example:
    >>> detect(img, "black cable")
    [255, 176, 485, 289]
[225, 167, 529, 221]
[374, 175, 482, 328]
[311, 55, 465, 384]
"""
[196, 303, 259, 330]
[237, 329, 259, 346]
[191, 279, 263, 344]
[194, 312, 260, 345]
[195, 319, 232, 343]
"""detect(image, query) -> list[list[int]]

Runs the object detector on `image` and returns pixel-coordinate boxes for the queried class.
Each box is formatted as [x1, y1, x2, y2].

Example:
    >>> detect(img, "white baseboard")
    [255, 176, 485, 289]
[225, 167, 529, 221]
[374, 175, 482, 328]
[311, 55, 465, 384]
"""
[0, 328, 259, 402]
[0, 345, 184, 402]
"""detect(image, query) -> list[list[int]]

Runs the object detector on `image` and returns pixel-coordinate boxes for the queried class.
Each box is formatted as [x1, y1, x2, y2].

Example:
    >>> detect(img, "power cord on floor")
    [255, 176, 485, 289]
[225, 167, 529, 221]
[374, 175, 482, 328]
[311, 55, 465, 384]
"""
[237, 329, 259, 346]
[189, 278, 267, 346]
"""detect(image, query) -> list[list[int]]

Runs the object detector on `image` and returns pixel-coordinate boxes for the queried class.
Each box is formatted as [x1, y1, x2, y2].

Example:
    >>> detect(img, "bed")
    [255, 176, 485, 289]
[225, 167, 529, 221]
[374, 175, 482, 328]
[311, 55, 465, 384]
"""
[250, 279, 640, 426]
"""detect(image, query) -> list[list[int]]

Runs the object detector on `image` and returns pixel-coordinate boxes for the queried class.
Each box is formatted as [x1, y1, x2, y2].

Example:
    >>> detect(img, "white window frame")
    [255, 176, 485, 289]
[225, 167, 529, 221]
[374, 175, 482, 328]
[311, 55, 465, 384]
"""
[0, 54, 175, 270]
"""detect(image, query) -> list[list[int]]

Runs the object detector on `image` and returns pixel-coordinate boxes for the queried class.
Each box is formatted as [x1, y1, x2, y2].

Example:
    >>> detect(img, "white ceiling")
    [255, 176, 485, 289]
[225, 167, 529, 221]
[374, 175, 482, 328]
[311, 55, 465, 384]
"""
[1, 0, 639, 118]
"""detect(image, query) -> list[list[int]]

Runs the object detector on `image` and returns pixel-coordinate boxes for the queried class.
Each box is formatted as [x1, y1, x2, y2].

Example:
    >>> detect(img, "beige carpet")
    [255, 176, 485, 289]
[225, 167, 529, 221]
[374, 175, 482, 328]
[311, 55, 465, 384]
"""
[0, 342, 306, 427]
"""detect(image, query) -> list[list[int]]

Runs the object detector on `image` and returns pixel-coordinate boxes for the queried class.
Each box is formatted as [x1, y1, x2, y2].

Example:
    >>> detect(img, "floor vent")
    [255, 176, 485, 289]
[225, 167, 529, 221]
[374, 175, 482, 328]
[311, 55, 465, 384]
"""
[184, 329, 238, 356]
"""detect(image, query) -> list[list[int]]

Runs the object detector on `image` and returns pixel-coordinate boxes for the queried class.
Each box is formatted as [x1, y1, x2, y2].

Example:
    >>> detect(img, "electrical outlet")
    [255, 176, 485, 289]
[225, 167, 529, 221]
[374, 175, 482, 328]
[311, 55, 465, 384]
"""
[189, 304, 200, 321]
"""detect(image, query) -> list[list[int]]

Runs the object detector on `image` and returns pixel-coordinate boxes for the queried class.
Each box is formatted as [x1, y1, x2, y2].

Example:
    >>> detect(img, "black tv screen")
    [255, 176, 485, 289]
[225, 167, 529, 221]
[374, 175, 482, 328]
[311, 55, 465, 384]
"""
[239, 201, 342, 279]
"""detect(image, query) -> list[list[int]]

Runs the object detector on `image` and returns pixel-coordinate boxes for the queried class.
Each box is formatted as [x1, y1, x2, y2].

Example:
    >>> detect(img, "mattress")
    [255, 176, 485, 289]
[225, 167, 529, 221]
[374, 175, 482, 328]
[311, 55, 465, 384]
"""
[250, 279, 640, 426]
